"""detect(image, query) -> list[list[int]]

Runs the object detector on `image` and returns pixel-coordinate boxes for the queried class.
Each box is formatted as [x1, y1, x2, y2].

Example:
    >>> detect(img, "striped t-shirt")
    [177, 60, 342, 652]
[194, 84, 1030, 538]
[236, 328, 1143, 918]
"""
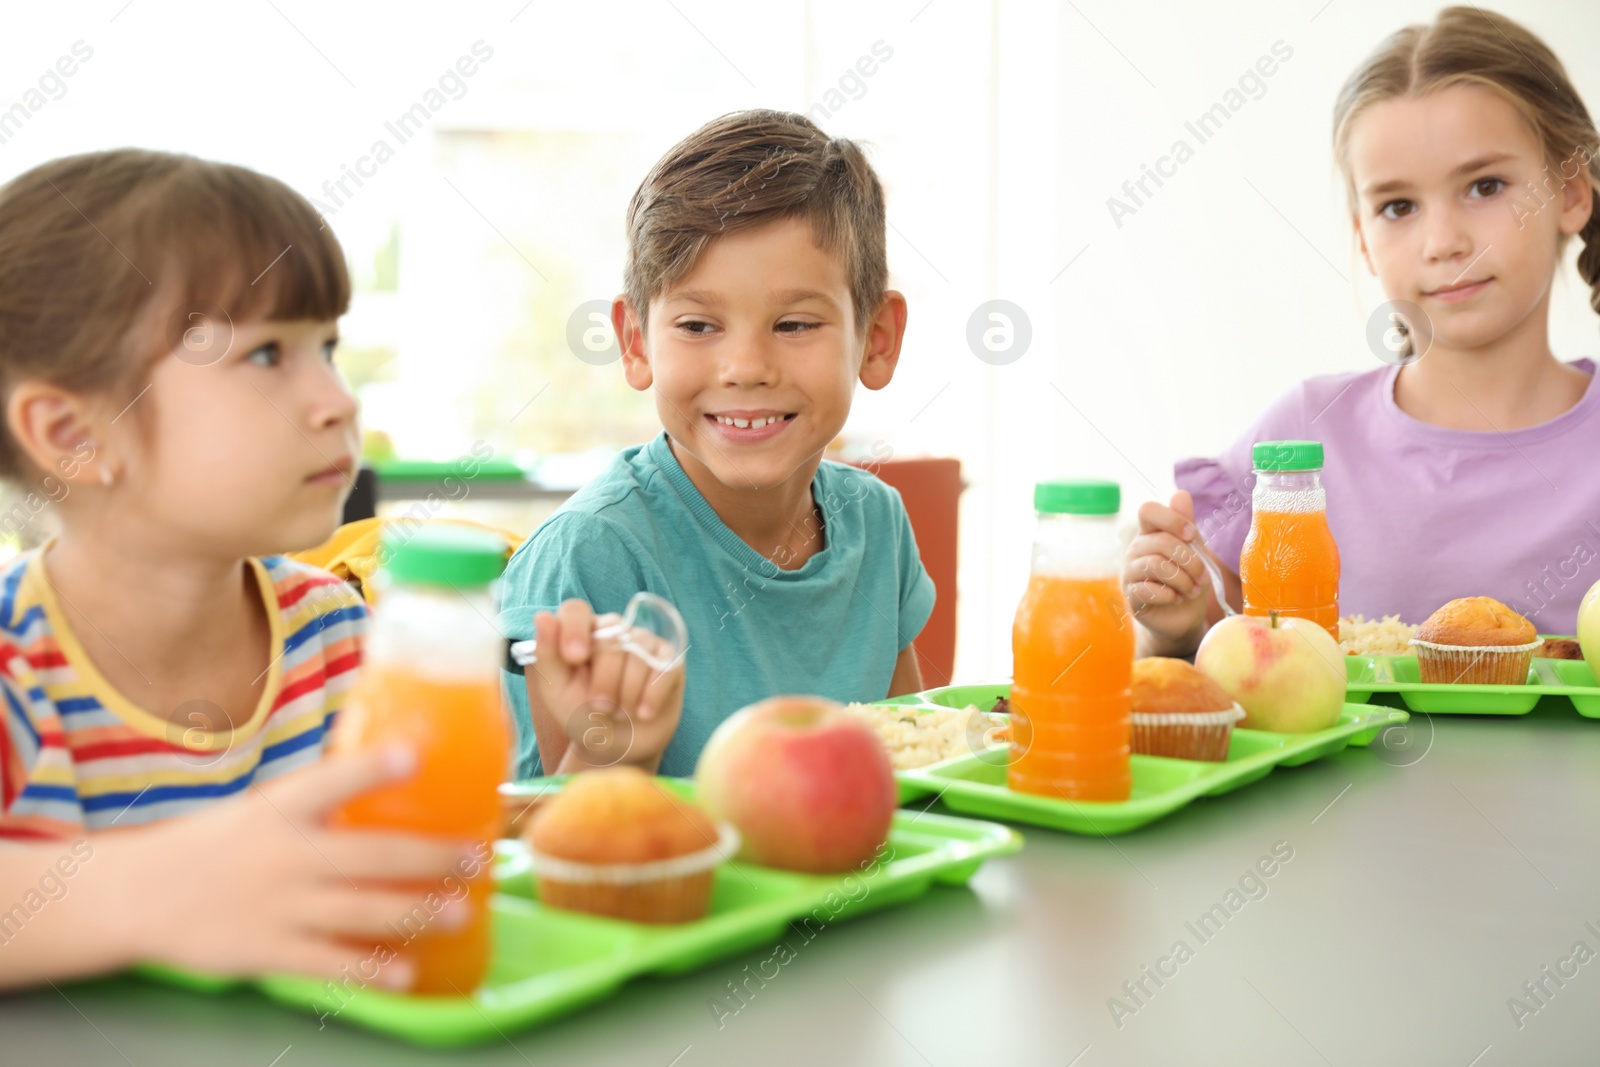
[0, 551, 366, 838]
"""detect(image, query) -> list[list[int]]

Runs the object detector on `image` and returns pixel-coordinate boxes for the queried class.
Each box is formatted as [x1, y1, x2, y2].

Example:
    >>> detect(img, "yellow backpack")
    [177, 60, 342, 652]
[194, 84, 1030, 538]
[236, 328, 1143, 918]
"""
[291, 517, 524, 604]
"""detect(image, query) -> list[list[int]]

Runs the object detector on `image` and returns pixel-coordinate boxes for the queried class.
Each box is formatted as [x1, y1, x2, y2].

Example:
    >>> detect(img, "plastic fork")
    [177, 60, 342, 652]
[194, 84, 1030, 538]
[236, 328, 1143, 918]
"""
[509, 591, 688, 672]
[1188, 530, 1236, 617]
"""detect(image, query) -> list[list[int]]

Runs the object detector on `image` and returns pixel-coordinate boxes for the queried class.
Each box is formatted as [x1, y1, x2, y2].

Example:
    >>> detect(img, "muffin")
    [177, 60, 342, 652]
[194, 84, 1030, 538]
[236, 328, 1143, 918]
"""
[526, 767, 738, 924]
[1130, 658, 1245, 761]
[1411, 597, 1542, 685]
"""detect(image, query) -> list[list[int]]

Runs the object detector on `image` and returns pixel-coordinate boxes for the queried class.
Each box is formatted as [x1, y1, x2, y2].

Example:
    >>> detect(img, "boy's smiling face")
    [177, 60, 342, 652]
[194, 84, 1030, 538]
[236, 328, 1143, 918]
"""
[617, 216, 906, 497]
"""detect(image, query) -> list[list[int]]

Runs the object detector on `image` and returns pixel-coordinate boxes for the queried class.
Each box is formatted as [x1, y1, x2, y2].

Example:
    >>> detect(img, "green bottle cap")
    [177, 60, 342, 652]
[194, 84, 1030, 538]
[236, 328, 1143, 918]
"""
[1252, 440, 1324, 472]
[381, 525, 507, 587]
[1033, 479, 1120, 515]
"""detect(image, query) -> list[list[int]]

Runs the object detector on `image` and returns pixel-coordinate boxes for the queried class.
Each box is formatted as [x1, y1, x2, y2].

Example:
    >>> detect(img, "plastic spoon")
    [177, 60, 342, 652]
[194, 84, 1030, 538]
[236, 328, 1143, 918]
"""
[509, 591, 689, 672]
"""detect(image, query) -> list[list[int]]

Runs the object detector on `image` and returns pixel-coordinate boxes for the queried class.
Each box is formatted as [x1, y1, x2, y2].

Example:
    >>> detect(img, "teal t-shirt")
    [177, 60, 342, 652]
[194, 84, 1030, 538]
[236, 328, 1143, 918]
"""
[499, 432, 936, 779]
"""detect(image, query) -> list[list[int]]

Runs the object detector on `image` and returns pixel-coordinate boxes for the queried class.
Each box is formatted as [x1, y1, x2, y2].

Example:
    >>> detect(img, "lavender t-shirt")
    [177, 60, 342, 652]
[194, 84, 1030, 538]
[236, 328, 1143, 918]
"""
[1175, 359, 1600, 633]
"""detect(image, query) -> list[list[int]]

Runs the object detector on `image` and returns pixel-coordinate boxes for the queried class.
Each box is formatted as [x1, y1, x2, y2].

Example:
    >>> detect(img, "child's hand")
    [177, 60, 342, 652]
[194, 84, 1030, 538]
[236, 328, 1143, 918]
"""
[123, 746, 479, 988]
[1124, 491, 1214, 655]
[527, 599, 685, 774]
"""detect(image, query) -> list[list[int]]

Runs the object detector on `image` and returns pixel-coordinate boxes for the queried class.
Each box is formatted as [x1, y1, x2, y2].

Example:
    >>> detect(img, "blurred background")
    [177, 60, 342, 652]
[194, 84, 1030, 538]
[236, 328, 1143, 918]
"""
[1, 0, 1596, 680]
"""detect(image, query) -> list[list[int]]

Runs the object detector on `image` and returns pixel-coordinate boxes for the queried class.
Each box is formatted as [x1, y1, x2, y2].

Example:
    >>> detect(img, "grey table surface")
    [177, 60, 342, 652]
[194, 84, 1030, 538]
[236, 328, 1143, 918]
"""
[5, 697, 1598, 1066]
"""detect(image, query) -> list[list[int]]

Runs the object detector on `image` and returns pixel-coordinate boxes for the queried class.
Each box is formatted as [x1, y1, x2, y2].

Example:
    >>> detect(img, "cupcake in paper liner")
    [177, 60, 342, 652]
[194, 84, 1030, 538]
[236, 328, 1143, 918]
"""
[1130, 658, 1244, 762]
[525, 767, 737, 924]
[1411, 597, 1542, 685]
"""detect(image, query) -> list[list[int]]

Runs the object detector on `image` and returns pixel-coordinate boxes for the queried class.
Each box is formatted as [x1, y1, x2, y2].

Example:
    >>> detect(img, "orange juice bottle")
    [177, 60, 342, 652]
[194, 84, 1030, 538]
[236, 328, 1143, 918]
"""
[330, 525, 510, 995]
[1009, 480, 1134, 802]
[1239, 440, 1341, 639]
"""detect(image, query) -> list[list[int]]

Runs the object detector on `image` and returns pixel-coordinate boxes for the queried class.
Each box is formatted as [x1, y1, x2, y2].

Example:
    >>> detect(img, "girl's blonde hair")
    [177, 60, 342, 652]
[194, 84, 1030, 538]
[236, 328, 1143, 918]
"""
[1332, 6, 1600, 315]
[0, 150, 349, 480]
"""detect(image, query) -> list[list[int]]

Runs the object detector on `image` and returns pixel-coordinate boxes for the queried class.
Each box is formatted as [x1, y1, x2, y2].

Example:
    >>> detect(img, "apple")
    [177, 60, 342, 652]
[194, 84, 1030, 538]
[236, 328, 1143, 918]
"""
[1195, 612, 1346, 733]
[695, 696, 897, 873]
[1578, 579, 1600, 684]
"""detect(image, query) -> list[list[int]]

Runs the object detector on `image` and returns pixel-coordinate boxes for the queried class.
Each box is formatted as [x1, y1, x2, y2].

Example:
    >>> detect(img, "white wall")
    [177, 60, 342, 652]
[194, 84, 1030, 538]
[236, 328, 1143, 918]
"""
[2, 1, 1597, 682]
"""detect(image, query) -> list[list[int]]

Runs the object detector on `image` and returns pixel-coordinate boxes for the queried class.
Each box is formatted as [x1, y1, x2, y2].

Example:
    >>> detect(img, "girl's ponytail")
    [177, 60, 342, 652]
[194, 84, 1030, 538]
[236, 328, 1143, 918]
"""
[1576, 185, 1600, 317]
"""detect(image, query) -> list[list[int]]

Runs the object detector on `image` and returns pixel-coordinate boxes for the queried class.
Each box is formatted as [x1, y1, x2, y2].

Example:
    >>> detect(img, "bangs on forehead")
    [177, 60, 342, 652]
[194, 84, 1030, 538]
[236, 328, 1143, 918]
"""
[656, 203, 854, 299]
[136, 160, 350, 326]
[624, 111, 888, 329]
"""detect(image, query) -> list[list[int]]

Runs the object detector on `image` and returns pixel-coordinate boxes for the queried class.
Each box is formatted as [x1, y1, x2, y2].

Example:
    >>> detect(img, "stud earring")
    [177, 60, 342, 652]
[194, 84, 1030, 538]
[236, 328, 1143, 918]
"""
[99, 464, 114, 488]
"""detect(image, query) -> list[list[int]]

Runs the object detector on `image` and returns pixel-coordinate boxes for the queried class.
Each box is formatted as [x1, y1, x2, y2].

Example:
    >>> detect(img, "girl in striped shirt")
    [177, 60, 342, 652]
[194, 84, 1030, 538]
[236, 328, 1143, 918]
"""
[0, 151, 471, 991]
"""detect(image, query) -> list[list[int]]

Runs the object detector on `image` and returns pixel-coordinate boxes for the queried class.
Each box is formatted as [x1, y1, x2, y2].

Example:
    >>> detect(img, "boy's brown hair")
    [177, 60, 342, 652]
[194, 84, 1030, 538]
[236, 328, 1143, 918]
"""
[0, 149, 349, 480]
[623, 109, 888, 331]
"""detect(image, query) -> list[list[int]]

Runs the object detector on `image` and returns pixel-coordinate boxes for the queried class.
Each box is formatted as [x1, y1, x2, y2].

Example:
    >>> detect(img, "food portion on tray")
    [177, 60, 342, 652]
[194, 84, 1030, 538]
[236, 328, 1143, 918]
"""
[847, 606, 1410, 837]
[894, 695, 1407, 836]
[1333, 595, 1600, 714]
[1129, 658, 1245, 762]
[845, 701, 1008, 769]
[1340, 597, 1592, 670]
[137, 699, 1025, 1047]
[1338, 614, 1419, 656]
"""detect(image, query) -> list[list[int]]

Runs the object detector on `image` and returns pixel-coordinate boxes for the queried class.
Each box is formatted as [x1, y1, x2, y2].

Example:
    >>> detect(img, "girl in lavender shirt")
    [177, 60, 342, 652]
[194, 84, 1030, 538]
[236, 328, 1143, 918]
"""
[1129, 7, 1600, 657]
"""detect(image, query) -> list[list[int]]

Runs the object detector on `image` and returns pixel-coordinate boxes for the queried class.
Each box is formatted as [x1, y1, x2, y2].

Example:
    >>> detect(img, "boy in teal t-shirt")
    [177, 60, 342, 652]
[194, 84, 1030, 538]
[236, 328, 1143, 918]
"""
[500, 109, 934, 779]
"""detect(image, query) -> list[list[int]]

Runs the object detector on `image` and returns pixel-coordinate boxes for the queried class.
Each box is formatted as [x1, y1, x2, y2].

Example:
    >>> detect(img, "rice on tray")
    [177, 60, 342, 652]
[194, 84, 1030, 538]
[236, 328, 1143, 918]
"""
[1338, 614, 1417, 656]
[845, 703, 1008, 769]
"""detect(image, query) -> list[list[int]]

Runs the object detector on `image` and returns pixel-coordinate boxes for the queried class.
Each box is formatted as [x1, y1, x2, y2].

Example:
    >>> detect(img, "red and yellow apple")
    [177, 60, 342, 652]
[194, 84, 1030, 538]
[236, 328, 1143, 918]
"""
[694, 696, 896, 873]
[1195, 612, 1345, 733]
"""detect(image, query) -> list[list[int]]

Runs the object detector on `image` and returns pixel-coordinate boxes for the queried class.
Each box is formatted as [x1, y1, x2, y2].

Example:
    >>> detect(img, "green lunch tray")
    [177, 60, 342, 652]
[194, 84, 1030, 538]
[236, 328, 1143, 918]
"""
[135, 780, 1020, 1048]
[882, 684, 1406, 835]
[1345, 652, 1600, 716]
[370, 456, 529, 481]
